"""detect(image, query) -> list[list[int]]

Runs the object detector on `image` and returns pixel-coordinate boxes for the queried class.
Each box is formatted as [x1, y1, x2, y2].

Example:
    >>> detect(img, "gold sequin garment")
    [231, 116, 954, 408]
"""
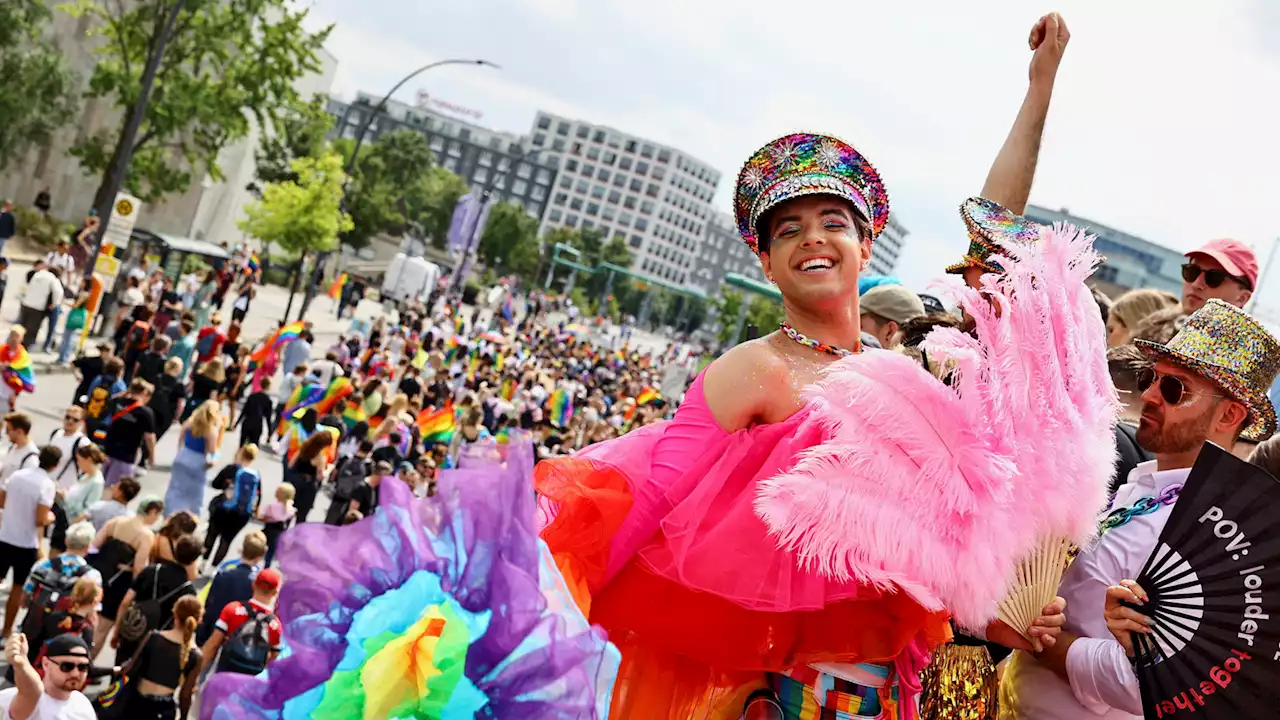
[919, 644, 998, 720]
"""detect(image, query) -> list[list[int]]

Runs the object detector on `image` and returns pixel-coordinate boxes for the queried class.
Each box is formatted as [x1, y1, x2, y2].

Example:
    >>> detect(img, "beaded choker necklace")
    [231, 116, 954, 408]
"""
[779, 322, 855, 358]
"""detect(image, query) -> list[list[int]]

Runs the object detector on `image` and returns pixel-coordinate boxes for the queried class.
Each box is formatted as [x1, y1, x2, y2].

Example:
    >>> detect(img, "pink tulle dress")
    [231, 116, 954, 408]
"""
[537, 373, 951, 719]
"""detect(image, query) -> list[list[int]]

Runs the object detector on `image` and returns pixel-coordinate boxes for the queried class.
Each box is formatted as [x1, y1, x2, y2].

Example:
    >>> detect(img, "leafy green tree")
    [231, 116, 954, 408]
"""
[61, 0, 330, 205]
[0, 1, 79, 168]
[239, 150, 351, 319]
[420, 167, 470, 248]
[713, 289, 745, 344]
[599, 236, 634, 268]
[477, 201, 540, 279]
[249, 94, 334, 196]
[747, 295, 785, 334]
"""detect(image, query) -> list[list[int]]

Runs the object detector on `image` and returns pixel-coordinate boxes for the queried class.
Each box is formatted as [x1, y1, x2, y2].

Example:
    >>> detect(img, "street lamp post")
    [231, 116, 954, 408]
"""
[296, 58, 499, 320]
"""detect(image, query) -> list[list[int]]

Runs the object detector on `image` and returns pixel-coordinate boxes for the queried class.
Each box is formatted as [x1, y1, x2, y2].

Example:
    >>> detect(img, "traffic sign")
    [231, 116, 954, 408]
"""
[103, 191, 141, 249]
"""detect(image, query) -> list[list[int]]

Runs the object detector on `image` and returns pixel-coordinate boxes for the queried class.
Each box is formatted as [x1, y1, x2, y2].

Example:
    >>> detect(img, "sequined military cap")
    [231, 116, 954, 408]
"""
[945, 197, 1044, 275]
[1135, 299, 1280, 442]
[733, 133, 889, 254]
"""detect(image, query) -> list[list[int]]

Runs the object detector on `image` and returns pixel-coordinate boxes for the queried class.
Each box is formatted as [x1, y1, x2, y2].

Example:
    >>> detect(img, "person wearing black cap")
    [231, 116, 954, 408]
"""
[0, 631, 95, 719]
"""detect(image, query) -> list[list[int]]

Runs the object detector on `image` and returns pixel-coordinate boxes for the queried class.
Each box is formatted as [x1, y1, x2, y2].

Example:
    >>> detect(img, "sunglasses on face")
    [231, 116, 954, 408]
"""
[1181, 263, 1241, 289]
[1140, 372, 1225, 406]
[54, 660, 90, 674]
[64, 415, 79, 422]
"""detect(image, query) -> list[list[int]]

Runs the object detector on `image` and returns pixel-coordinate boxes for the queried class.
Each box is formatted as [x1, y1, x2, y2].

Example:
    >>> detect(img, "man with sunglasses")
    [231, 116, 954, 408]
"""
[1001, 299, 1280, 719]
[1180, 238, 1256, 314]
[0, 632, 95, 719]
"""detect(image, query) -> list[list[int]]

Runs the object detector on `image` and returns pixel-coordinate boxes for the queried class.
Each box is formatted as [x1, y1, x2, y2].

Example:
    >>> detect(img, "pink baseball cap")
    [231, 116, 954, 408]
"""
[1186, 239, 1258, 289]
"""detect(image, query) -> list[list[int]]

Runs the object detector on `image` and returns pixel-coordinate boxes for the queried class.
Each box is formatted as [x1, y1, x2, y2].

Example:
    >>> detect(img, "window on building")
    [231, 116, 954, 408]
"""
[641, 143, 654, 158]
[571, 141, 582, 155]
[640, 200, 655, 215]
[570, 197, 584, 211]
[428, 136, 445, 152]
[613, 229, 626, 240]
[576, 125, 589, 139]
[489, 136, 502, 149]
[619, 157, 633, 171]
[556, 121, 570, 136]
[624, 196, 637, 210]
[554, 192, 568, 205]
[536, 168, 551, 184]
[532, 133, 546, 147]
[575, 179, 589, 194]
[646, 183, 660, 197]
[513, 179, 528, 195]
[587, 146, 600, 160]
[597, 168, 610, 182]
[444, 157, 458, 172]
[559, 176, 571, 189]
[607, 189, 621, 204]
[618, 213, 632, 227]
[625, 140, 638, 153]
[528, 202, 542, 217]
[516, 162, 532, 179]
[636, 161, 650, 175]
[537, 115, 551, 130]
[498, 157, 511, 171]
[566, 214, 579, 227]
[473, 168, 488, 183]
[635, 218, 649, 231]
[582, 220, 594, 230]
[631, 235, 643, 248]
[582, 163, 595, 177]
[591, 185, 605, 199]
[587, 202, 600, 216]
[447, 140, 462, 156]
[549, 209, 562, 222]
[551, 138, 566, 152]
[592, 129, 605, 143]
[612, 174, 625, 187]
[652, 166, 665, 181]
[658, 148, 671, 163]
[630, 179, 643, 192]
[565, 159, 578, 172]
[603, 151, 617, 165]
[459, 128, 471, 142]
[602, 206, 616, 222]
[531, 185, 547, 201]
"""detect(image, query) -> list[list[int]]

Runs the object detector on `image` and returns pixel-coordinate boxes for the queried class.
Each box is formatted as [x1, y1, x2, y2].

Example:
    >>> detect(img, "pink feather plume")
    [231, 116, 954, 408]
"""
[754, 221, 1117, 631]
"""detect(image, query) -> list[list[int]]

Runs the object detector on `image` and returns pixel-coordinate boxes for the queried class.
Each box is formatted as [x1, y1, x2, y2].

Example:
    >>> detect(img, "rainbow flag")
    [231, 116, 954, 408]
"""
[444, 337, 460, 364]
[251, 321, 304, 366]
[417, 402, 455, 444]
[245, 252, 261, 274]
[280, 378, 323, 423]
[548, 387, 572, 428]
[328, 273, 348, 300]
[312, 377, 354, 417]
[500, 376, 516, 401]
[341, 401, 367, 431]
[636, 386, 660, 405]
[0, 344, 34, 393]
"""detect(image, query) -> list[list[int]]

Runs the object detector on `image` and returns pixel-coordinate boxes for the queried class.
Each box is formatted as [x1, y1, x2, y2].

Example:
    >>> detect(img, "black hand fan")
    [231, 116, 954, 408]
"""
[1128, 442, 1280, 719]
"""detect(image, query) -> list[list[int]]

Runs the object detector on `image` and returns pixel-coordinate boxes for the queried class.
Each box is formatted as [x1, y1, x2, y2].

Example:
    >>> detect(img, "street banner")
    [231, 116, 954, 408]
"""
[103, 192, 141, 249]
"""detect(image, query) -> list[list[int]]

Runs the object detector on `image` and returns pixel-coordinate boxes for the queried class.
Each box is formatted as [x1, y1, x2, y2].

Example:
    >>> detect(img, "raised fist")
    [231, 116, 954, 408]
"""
[1028, 12, 1070, 86]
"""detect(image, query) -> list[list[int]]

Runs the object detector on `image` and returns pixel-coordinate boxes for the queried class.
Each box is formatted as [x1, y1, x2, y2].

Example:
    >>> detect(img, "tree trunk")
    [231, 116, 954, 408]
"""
[283, 258, 303, 322]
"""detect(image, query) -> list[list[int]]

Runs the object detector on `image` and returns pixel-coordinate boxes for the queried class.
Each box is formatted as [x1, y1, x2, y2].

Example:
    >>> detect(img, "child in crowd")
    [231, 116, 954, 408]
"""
[257, 482, 295, 568]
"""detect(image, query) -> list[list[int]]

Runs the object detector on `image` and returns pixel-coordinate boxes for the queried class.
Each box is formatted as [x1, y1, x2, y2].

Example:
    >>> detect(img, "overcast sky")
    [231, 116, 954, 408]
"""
[303, 1, 1279, 304]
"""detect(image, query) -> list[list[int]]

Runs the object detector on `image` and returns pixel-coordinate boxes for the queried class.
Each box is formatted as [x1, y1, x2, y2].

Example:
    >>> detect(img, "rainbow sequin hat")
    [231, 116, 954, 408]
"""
[734, 133, 888, 254]
[1134, 299, 1280, 442]
[945, 197, 1044, 275]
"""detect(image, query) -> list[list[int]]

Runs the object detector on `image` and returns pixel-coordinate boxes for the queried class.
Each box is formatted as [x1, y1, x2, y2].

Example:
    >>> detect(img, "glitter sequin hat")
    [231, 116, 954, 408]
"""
[733, 133, 888, 254]
[1135, 299, 1280, 442]
[945, 197, 1044, 275]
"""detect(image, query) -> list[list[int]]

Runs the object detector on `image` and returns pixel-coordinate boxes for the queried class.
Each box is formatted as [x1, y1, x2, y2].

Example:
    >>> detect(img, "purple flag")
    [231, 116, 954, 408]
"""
[456, 195, 494, 284]
[446, 192, 479, 251]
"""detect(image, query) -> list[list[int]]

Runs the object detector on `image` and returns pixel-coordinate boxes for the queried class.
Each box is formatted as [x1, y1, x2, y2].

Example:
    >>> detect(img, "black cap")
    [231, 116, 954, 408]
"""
[45, 633, 90, 659]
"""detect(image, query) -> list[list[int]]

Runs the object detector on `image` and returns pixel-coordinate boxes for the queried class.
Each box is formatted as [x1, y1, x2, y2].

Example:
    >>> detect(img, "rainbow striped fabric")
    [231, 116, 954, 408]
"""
[0, 343, 34, 393]
[251, 321, 304, 367]
[417, 402, 456, 444]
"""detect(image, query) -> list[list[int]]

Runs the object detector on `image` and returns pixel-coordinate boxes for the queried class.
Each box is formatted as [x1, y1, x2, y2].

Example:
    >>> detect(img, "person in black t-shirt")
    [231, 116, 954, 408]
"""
[236, 377, 274, 448]
[370, 433, 403, 467]
[70, 344, 114, 406]
[101, 379, 156, 485]
[149, 357, 188, 443]
[132, 335, 171, 387]
[110, 534, 200, 662]
[397, 368, 422, 402]
[349, 461, 390, 518]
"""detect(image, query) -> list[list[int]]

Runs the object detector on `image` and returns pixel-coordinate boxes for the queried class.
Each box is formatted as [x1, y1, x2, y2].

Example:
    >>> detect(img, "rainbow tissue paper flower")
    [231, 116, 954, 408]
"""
[200, 437, 619, 720]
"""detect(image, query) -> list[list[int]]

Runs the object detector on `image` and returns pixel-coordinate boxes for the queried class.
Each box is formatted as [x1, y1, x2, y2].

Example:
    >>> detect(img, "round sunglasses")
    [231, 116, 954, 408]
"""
[1141, 372, 1226, 406]
[1181, 263, 1243, 289]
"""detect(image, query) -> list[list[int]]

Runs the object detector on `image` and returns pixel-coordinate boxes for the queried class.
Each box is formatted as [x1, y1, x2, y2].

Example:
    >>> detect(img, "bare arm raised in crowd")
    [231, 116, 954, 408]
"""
[980, 12, 1070, 214]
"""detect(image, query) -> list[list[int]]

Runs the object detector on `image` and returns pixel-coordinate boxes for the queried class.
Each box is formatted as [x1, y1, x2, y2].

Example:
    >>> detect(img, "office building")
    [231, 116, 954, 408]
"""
[869, 215, 908, 277]
[688, 211, 767, 296]
[327, 94, 560, 221]
[530, 111, 721, 288]
[1023, 205, 1183, 297]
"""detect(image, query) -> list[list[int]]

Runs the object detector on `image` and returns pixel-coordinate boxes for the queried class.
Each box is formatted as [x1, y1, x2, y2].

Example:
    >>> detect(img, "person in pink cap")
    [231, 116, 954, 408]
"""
[1181, 238, 1257, 313]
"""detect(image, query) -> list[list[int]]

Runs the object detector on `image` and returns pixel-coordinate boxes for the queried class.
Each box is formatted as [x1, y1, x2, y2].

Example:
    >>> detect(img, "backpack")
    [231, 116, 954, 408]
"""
[196, 331, 217, 358]
[117, 565, 191, 642]
[226, 467, 260, 515]
[92, 399, 142, 443]
[333, 456, 368, 499]
[21, 557, 90, 636]
[127, 320, 152, 352]
[217, 603, 275, 675]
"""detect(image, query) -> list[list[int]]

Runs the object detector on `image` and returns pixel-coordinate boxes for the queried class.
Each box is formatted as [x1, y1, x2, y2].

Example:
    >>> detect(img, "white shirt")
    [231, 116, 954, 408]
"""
[311, 359, 344, 387]
[21, 270, 62, 311]
[0, 466, 56, 549]
[1000, 461, 1189, 719]
[47, 431, 87, 489]
[0, 687, 95, 719]
[42, 251, 76, 278]
[0, 441, 39, 487]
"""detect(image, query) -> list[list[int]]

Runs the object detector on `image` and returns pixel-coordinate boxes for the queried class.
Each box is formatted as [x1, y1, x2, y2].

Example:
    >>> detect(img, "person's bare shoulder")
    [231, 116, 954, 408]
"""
[701, 338, 789, 433]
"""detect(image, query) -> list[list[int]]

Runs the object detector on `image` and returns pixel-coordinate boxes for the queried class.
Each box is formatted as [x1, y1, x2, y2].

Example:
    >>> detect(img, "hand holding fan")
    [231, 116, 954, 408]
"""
[997, 536, 1072, 649]
[1125, 443, 1280, 719]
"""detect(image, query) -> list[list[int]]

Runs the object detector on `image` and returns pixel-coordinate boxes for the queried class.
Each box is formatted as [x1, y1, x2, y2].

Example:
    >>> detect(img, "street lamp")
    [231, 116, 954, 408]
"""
[296, 57, 500, 319]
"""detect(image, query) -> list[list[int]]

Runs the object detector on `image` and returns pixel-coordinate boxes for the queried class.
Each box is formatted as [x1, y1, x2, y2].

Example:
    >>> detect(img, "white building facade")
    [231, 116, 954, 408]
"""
[868, 214, 908, 277]
[530, 111, 721, 288]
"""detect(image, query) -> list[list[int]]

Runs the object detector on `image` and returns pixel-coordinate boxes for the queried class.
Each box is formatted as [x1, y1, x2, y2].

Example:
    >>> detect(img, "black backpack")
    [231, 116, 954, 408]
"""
[117, 565, 191, 642]
[20, 556, 90, 635]
[47, 430, 84, 484]
[217, 602, 275, 675]
[333, 456, 368, 499]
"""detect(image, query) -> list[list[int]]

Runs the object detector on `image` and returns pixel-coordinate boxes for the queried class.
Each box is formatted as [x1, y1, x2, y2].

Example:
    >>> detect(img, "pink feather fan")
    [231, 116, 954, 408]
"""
[754, 221, 1117, 631]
